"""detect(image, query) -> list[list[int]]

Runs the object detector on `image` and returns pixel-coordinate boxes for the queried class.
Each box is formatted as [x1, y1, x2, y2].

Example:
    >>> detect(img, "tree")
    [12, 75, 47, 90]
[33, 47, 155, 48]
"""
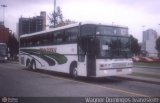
[156, 37, 160, 57]
[49, 6, 77, 28]
[49, 6, 63, 27]
[7, 34, 19, 60]
[130, 35, 141, 56]
[63, 19, 76, 25]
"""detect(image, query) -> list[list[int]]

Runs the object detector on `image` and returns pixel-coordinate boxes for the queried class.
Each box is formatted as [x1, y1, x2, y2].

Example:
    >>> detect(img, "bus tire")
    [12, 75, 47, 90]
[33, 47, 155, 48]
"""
[26, 59, 31, 69]
[70, 62, 78, 79]
[31, 60, 36, 71]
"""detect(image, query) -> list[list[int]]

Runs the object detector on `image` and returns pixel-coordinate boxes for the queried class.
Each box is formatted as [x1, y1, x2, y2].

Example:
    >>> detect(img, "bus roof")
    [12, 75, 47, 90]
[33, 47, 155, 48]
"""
[20, 22, 128, 38]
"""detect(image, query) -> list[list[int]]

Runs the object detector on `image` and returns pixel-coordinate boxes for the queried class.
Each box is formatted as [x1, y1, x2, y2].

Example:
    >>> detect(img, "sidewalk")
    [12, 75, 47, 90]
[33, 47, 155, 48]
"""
[115, 67, 160, 85]
[116, 74, 160, 85]
[8, 60, 19, 63]
[134, 65, 160, 69]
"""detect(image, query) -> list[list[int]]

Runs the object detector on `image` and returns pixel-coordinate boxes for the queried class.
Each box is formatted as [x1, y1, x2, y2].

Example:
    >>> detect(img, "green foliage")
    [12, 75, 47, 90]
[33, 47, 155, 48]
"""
[155, 37, 160, 51]
[49, 6, 63, 26]
[155, 37, 160, 57]
[130, 35, 141, 55]
[49, 6, 76, 28]
[7, 34, 19, 58]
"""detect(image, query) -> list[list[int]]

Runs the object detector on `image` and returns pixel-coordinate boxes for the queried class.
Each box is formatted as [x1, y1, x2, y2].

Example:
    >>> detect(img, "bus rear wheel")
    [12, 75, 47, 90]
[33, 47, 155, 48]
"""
[26, 59, 31, 69]
[31, 61, 36, 71]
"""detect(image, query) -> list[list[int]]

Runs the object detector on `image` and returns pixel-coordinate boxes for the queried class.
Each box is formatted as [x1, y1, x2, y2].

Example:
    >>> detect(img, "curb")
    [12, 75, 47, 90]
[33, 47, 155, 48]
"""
[8, 61, 19, 64]
[114, 76, 160, 85]
[134, 65, 160, 69]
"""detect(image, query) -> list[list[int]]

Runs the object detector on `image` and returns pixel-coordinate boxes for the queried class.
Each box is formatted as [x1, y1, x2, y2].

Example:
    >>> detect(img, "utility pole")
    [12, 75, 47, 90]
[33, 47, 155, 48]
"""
[158, 24, 160, 35]
[1, 4, 7, 26]
[54, 0, 56, 27]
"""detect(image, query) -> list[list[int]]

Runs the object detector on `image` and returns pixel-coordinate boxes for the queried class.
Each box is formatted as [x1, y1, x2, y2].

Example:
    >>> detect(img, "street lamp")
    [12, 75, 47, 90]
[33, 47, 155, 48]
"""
[1, 4, 7, 26]
[158, 24, 160, 36]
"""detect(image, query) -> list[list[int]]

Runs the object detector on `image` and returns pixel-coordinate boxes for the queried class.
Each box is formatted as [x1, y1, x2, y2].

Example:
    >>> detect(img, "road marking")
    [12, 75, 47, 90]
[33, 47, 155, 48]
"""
[22, 69, 149, 97]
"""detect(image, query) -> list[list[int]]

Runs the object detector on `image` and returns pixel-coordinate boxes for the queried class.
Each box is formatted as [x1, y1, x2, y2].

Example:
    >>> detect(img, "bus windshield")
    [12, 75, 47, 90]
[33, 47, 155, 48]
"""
[97, 36, 132, 59]
[0, 44, 7, 56]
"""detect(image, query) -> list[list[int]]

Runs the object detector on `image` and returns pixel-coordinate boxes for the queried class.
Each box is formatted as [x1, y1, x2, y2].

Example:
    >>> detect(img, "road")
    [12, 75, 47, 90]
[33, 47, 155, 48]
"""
[0, 62, 160, 97]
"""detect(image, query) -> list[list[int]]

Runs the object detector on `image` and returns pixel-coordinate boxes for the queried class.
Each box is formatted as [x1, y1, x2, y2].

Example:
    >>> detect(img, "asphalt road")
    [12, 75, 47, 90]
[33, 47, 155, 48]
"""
[0, 62, 160, 97]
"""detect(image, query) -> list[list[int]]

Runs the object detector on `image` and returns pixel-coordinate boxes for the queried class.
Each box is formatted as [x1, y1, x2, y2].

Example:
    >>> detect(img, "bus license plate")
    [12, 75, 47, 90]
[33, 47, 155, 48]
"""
[117, 69, 122, 72]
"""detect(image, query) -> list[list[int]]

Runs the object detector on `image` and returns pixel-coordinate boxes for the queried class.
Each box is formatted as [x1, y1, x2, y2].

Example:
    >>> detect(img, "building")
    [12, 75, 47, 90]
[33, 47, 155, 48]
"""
[142, 29, 158, 57]
[0, 23, 10, 43]
[0, 21, 4, 25]
[18, 11, 46, 35]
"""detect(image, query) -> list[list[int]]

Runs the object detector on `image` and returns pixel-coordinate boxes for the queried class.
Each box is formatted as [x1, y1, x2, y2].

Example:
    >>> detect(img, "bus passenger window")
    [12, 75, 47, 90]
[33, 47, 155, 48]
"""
[54, 31, 64, 44]
[70, 34, 77, 42]
[65, 27, 78, 43]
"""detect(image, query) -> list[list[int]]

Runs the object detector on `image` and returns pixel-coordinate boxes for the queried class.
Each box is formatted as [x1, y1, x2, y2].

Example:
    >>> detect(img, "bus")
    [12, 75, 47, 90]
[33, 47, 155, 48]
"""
[0, 43, 8, 62]
[19, 22, 133, 78]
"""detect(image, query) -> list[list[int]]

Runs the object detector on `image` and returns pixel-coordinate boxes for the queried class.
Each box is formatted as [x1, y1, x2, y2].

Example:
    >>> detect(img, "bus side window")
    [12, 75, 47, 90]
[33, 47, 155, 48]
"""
[38, 35, 44, 45]
[78, 37, 87, 62]
[32, 36, 37, 46]
[65, 27, 78, 43]
[54, 31, 65, 44]
[26, 37, 30, 46]
[52, 34, 56, 44]
[43, 34, 49, 45]
[23, 38, 26, 47]
[70, 30, 78, 42]
[65, 29, 70, 42]
[47, 33, 53, 44]
[35, 35, 41, 46]
[20, 38, 24, 47]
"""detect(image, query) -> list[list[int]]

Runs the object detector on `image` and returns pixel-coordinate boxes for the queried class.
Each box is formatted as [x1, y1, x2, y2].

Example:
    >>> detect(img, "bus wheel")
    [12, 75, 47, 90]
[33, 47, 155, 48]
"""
[31, 61, 36, 71]
[26, 59, 31, 69]
[70, 63, 78, 79]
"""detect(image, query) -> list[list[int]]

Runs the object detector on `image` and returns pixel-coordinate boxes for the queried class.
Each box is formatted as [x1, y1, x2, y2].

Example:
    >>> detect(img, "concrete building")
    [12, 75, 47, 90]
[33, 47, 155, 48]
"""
[0, 24, 10, 43]
[18, 11, 46, 35]
[142, 29, 158, 57]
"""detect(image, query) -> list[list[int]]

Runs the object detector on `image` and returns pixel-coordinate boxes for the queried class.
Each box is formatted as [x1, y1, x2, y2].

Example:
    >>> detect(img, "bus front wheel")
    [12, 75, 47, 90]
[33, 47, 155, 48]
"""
[70, 62, 78, 79]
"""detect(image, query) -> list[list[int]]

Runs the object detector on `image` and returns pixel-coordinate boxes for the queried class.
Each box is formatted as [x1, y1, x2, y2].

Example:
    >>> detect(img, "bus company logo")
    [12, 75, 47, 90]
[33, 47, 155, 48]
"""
[40, 48, 57, 53]
[2, 97, 7, 103]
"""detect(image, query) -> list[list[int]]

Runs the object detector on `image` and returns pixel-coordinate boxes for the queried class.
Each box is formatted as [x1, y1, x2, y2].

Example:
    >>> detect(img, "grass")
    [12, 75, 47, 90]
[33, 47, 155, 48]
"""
[134, 62, 160, 68]
[130, 72, 160, 79]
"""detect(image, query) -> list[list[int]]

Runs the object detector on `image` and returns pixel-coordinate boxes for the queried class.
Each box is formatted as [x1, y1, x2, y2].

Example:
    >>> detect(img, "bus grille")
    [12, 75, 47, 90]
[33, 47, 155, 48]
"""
[112, 63, 126, 68]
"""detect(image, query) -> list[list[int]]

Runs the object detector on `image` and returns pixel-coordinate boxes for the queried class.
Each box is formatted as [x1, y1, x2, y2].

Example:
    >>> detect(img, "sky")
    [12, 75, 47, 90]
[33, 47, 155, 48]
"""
[0, 0, 160, 42]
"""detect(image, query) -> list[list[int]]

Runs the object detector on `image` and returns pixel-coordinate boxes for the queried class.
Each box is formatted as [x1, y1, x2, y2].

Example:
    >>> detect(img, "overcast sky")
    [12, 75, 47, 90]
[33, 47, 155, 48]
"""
[0, 0, 160, 42]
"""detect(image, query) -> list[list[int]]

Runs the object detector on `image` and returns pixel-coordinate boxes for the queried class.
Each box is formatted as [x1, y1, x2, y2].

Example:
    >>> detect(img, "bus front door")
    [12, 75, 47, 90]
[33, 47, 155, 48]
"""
[78, 37, 98, 77]
[86, 38, 97, 77]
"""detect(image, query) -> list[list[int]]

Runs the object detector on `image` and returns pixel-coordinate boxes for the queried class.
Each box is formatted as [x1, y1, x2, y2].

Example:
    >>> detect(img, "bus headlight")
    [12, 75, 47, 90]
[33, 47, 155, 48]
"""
[4, 57, 7, 60]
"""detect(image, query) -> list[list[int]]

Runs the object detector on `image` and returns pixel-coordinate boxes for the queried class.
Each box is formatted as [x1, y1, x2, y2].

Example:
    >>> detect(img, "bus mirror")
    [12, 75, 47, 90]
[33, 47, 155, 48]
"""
[96, 32, 100, 35]
[102, 45, 109, 50]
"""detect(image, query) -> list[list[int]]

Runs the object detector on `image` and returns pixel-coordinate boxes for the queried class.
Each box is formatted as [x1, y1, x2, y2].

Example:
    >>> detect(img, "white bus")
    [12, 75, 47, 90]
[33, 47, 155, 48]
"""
[0, 43, 8, 62]
[19, 22, 133, 78]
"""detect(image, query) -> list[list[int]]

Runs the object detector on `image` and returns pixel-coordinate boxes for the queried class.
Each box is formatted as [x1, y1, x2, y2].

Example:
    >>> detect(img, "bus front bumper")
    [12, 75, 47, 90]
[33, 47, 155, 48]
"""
[96, 68, 132, 77]
[0, 56, 8, 61]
